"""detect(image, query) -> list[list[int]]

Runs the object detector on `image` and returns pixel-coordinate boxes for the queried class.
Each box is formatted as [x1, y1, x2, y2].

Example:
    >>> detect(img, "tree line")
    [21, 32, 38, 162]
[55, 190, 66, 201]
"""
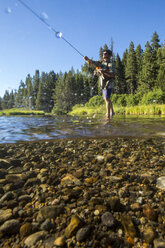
[0, 32, 164, 113]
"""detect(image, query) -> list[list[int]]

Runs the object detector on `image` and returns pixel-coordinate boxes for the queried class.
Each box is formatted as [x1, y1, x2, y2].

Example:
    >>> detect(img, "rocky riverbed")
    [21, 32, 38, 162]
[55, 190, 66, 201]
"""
[0, 136, 165, 248]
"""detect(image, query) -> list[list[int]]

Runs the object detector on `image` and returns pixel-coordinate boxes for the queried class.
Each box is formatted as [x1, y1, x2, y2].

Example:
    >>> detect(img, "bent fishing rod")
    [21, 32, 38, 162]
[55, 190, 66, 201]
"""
[16, 0, 102, 92]
[17, 0, 84, 58]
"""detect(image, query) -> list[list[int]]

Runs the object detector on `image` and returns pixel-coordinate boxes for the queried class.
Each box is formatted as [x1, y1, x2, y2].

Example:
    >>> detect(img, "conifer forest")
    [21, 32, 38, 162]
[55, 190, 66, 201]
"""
[0, 32, 165, 114]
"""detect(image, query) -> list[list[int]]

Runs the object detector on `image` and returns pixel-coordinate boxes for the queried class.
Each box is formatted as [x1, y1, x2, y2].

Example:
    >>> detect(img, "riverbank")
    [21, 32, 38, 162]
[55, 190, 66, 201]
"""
[1, 104, 165, 117]
[0, 108, 45, 116]
[69, 104, 165, 117]
[0, 136, 165, 247]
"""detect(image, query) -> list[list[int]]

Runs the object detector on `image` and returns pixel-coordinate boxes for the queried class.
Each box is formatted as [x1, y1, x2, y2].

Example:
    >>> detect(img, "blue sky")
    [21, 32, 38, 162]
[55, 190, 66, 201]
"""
[0, 0, 165, 97]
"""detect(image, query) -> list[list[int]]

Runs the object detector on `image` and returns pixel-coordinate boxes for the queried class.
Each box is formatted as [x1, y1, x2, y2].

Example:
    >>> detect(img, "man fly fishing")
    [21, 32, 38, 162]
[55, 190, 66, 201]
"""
[84, 49, 115, 119]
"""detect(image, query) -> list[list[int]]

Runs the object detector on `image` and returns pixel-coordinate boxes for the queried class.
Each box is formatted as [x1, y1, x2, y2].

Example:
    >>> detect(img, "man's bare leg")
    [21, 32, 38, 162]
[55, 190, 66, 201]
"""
[105, 98, 110, 118]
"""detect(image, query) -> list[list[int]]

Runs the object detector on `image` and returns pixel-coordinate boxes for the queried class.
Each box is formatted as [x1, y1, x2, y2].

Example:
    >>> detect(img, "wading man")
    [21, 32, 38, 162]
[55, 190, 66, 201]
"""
[84, 49, 115, 118]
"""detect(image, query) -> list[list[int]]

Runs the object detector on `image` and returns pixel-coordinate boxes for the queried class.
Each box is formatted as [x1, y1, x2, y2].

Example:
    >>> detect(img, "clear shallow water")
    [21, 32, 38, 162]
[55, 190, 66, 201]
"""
[0, 115, 165, 143]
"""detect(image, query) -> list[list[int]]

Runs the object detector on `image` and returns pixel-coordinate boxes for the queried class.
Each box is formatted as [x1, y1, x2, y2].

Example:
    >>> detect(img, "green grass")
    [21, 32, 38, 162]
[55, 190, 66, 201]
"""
[125, 104, 165, 115]
[69, 104, 165, 116]
[0, 108, 45, 116]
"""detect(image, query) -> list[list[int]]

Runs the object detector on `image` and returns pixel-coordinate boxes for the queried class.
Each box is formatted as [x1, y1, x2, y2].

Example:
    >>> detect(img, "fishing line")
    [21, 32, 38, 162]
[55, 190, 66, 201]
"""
[17, 0, 84, 57]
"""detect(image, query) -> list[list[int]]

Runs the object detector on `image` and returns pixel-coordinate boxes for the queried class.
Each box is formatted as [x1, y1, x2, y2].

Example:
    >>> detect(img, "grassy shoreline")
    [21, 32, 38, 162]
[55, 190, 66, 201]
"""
[1, 104, 165, 116]
[69, 104, 165, 116]
[0, 108, 45, 116]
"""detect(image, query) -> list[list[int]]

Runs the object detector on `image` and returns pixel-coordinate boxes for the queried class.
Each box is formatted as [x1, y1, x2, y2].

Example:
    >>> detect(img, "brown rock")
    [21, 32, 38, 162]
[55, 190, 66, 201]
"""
[20, 223, 33, 238]
[54, 236, 66, 247]
[65, 215, 82, 238]
[121, 214, 137, 238]
[61, 174, 81, 186]
[109, 196, 123, 212]
[143, 204, 157, 221]
[143, 226, 156, 244]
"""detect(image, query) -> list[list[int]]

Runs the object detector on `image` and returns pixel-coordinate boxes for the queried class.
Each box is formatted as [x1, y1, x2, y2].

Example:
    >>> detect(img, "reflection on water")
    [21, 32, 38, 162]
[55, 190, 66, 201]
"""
[0, 115, 165, 143]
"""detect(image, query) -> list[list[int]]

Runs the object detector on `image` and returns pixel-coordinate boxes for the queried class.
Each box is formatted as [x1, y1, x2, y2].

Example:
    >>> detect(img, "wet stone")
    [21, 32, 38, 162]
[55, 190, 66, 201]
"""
[143, 204, 157, 221]
[65, 215, 82, 238]
[101, 212, 116, 228]
[40, 219, 53, 231]
[121, 214, 137, 238]
[24, 178, 40, 188]
[37, 205, 64, 222]
[0, 191, 15, 203]
[0, 169, 7, 179]
[20, 222, 33, 238]
[143, 225, 156, 244]
[0, 159, 12, 169]
[109, 196, 123, 212]
[54, 235, 66, 247]
[0, 136, 164, 247]
[0, 209, 13, 225]
[153, 238, 165, 248]
[0, 219, 20, 236]
[156, 176, 165, 190]
[76, 225, 91, 242]
[24, 230, 48, 247]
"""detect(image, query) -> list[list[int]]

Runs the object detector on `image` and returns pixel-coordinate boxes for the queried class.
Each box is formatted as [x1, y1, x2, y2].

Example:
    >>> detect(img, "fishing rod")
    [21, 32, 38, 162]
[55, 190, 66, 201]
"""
[16, 0, 102, 93]
[17, 0, 84, 57]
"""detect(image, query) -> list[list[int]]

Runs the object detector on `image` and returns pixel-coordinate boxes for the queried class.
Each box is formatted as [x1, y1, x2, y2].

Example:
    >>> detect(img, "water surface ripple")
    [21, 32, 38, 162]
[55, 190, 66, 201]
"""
[0, 115, 165, 143]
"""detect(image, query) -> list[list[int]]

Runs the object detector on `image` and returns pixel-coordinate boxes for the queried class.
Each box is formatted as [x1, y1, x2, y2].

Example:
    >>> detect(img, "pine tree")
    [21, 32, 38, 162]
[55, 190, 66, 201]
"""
[139, 41, 158, 92]
[122, 49, 128, 69]
[114, 53, 126, 94]
[36, 72, 46, 110]
[103, 44, 108, 51]
[135, 44, 143, 85]
[99, 47, 103, 60]
[53, 73, 67, 114]
[74, 72, 85, 104]
[83, 78, 91, 102]
[15, 81, 26, 108]
[33, 70, 40, 109]
[2, 90, 10, 109]
[125, 41, 137, 94]
[121, 49, 128, 93]
[157, 44, 165, 91]
[25, 74, 33, 109]
[44, 71, 57, 112]
[151, 31, 160, 50]
[150, 32, 160, 88]
[8, 90, 15, 109]
[110, 37, 114, 55]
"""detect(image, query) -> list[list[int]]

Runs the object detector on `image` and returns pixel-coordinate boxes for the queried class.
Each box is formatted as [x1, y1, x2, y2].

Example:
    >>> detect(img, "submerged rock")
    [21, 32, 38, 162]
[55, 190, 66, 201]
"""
[121, 214, 137, 238]
[24, 231, 48, 247]
[0, 136, 164, 247]
[65, 215, 83, 238]
[54, 235, 66, 247]
[156, 176, 165, 190]
[37, 205, 64, 222]
[101, 212, 116, 228]
[0, 219, 20, 235]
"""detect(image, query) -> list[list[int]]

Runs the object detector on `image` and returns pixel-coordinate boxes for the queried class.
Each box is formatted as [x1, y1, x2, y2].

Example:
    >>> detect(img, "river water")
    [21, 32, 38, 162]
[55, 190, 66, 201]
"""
[0, 115, 165, 144]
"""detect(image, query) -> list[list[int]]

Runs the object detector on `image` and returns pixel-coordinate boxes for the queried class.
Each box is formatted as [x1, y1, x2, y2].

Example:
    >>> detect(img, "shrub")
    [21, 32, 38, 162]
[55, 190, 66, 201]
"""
[111, 94, 118, 104]
[140, 88, 165, 105]
[116, 95, 127, 107]
[87, 95, 104, 107]
[126, 92, 142, 107]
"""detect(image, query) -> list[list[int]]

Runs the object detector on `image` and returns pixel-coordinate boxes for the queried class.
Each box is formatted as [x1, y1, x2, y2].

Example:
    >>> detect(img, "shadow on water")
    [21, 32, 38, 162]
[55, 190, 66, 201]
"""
[0, 115, 165, 143]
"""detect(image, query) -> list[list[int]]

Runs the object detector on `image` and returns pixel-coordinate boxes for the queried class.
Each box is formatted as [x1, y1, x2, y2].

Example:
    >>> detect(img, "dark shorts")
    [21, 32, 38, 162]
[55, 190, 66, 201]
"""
[102, 88, 112, 99]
